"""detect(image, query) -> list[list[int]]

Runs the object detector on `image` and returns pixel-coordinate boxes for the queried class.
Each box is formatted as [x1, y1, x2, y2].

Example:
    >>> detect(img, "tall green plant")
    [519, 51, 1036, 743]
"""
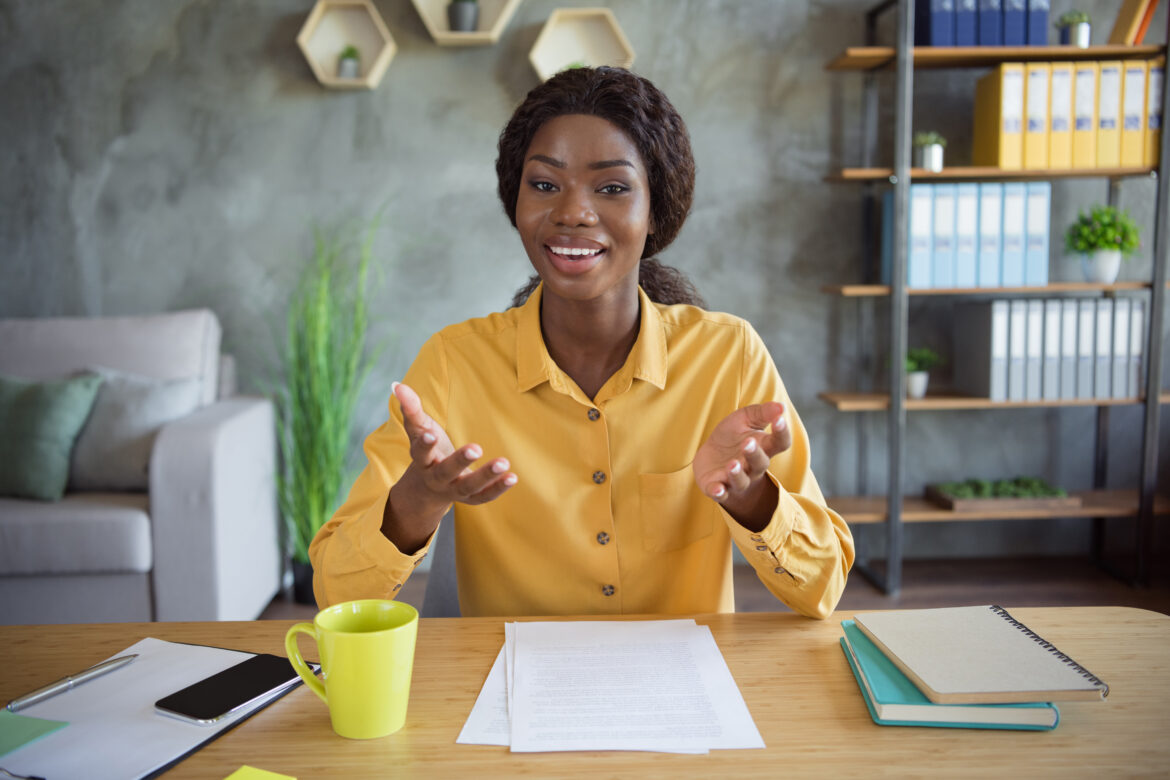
[277, 221, 377, 564]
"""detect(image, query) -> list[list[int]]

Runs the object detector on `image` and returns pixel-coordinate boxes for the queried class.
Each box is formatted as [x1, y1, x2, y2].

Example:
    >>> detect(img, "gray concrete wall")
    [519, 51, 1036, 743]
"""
[1, 0, 1166, 561]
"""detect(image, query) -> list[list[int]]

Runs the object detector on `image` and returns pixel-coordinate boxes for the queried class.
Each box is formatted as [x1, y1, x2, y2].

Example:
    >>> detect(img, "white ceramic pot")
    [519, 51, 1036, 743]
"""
[907, 371, 929, 399]
[914, 143, 945, 172]
[1059, 22, 1091, 48]
[338, 57, 360, 79]
[1081, 249, 1122, 284]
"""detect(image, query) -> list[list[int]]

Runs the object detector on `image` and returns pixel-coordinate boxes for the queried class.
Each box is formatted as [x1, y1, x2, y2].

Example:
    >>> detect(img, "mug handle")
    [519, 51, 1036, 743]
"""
[285, 622, 327, 704]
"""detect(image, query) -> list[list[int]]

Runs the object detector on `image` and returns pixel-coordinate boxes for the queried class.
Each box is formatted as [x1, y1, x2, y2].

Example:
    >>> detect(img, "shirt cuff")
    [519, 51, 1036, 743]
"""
[721, 472, 805, 584]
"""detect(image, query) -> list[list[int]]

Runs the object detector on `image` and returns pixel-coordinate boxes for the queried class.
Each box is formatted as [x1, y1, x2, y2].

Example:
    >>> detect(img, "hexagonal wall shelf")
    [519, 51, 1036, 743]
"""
[411, 0, 523, 46]
[529, 8, 635, 81]
[297, 0, 396, 89]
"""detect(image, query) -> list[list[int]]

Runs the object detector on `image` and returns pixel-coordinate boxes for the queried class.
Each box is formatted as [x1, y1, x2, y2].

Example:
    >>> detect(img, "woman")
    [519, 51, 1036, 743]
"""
[310, 67, 853, 618]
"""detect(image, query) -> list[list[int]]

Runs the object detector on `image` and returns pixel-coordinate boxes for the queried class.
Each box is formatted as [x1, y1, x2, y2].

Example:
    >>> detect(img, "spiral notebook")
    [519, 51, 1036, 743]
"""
[853, 606, 1109, 704]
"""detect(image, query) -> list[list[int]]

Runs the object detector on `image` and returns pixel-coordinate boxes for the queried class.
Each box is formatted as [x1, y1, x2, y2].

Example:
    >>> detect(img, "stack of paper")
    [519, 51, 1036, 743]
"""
[458, 619, 764, 753]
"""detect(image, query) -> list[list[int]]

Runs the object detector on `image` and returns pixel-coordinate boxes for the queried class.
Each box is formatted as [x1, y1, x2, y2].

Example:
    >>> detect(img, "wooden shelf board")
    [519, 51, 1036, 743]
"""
[817, 391, 1167, 411]
[829, 490, 1170, 524]
[821, 282, 1152, 296]
[826, 44, 1165, 72]
[827, 166, 1155, 182]
[410, 0, 523, 46]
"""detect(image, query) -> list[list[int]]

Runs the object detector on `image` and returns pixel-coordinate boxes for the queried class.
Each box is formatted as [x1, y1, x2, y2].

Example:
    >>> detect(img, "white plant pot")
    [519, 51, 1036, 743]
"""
[338, 57, 360, 79]
[907, 371, 929, 399]
[914, 143, 945, 172]
[1081, 249, 1122, 284]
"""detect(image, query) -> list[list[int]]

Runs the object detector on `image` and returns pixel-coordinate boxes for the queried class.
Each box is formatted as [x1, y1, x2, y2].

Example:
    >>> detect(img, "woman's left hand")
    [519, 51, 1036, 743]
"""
[692, 402, 791, 527]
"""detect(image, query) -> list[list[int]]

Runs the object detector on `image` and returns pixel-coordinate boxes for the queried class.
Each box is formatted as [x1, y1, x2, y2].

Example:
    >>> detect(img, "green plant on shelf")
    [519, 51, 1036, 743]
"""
[912, 131, 946, 148]
[1055, 10, 1090, 27]
[339, 44, 360, 63]
[935, 476, 1068, 500]
[905, 346, 941, 373]
[1064, 204, 1141, 257]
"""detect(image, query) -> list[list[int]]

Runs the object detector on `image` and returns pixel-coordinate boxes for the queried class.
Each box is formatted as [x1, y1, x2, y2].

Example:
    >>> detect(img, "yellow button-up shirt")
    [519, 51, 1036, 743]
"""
[311, 285, 853, 618]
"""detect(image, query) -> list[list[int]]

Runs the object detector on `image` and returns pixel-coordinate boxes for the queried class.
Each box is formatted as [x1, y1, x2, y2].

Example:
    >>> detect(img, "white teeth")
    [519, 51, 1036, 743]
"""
[548, 246, 602, 257]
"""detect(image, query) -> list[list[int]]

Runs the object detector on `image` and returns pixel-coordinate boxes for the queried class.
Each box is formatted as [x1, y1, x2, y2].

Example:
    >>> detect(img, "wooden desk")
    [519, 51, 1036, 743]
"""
[3, 607, 1167, 777]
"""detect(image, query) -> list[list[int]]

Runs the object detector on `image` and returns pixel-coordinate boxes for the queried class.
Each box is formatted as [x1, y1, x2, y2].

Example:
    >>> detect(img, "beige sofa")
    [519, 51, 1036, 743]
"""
[0, 309, 281, 624]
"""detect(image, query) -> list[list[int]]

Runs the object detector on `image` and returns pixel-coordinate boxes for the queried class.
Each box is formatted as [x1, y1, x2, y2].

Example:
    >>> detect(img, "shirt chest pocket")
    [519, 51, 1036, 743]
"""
[638, 466, 715, 552]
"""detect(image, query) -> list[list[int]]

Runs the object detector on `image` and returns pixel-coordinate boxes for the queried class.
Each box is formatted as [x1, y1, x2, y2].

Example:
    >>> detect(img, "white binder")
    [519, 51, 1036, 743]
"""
[1130, 299, 1146, 397]
[1112, 298, 1131, 398]
[977, 183, 1003, 288]
[932, 184, 957, 289]
[1008, 299, 1028, 401]
[1060, 299, 1078, 399]
[1094, 298, 1113, 399]
[1025, 299, 1044, 400]
[955, 183, 979, 288]
[1076, 299, 1095, 399]
[1001, 183, 1026, 287]
[909, 184, 934, 289]
[1042, 298, 1061, 400]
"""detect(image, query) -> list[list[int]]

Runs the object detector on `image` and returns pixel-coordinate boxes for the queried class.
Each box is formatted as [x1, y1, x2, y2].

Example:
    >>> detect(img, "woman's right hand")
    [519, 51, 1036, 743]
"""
[382, 382, 518, 552]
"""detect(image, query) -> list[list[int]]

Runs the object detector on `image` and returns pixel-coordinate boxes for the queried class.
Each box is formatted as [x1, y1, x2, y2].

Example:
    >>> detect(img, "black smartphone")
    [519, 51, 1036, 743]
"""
[154, 653, 316, 725]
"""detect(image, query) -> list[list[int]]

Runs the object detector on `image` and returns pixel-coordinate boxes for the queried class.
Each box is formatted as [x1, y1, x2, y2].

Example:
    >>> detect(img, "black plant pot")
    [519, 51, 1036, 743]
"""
[291, 560, 316, 605]
[447, 1, 479, 32]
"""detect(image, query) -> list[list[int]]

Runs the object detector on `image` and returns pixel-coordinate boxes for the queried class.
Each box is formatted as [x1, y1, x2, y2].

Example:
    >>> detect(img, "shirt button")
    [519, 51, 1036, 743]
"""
[592, 470, 607, 484]
[597, 532, 610, 545]
[774, 566, 786, 575]
[750, 535, 763, 542]
[393, 583, 402, 591]
[588, 408, 601, 421]
[602, 584, 615, 596]
[756, 545, 768, 551]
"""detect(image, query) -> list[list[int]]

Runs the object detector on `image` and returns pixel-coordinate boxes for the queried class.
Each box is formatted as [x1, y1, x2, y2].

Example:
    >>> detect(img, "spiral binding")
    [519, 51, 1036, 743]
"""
[990, 605, 1110, 698]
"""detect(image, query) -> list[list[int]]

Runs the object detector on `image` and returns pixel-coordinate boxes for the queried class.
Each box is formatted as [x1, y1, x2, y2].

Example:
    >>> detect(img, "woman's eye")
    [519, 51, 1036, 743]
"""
[599, 184, 629, 195]
[529, 180, 556, 193]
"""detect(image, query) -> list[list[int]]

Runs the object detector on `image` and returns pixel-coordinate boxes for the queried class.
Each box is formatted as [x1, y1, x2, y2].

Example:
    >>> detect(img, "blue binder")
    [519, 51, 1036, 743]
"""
[916, 0, 956, 46]
[931, 184, 957, 288]
[1026, 0, 1049, 45]
[978, 0, 1002, 45]
[955, 183, 979, 287]
[881, 186, 934, 288]
[955, 0, 978, 45]
[1002, 0, 1026, 45]
[1024, 181, 1050, 286]
[977, 183, 1002, 287]
[1001, 183, 1026, 287]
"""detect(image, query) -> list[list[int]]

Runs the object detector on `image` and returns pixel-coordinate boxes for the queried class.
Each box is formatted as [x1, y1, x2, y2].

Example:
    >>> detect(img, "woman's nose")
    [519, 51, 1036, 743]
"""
[551, 189, 598, 227]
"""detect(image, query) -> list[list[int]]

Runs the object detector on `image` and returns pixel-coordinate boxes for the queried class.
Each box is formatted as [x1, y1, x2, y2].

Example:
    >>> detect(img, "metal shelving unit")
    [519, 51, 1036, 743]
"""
[825, 0, 1170, 594]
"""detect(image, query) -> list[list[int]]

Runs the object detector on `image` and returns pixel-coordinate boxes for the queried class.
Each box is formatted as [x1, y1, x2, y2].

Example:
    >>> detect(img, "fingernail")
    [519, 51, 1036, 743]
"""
[774, 415, 788, 430]
[744, 438, 758, 454]
[730, 461, 742, 474]
[466, 445, 482, 459]
[422, 432, 436, 444]
[492, 460, 509, 474]
[392, 381, 400, 392]
[504, 475, 518, 486]
[712, 485, 726, 498]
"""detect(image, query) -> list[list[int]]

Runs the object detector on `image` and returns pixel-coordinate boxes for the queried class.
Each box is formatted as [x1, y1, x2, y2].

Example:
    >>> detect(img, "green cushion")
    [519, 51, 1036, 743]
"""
[0, 373, 103, 501]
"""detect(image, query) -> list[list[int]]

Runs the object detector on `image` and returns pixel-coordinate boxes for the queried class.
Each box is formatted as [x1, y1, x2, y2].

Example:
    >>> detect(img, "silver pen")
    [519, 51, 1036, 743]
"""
[6, 654, 137, 712]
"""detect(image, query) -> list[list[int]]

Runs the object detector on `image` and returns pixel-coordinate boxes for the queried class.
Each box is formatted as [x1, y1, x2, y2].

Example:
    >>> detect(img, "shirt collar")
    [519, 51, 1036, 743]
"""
[515, 283, 668, 394]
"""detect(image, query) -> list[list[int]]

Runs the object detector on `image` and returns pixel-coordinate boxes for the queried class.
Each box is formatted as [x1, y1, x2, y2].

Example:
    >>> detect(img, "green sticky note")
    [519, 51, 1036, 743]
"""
[0, 709, 68, 757]
[223, 766, 297, 780]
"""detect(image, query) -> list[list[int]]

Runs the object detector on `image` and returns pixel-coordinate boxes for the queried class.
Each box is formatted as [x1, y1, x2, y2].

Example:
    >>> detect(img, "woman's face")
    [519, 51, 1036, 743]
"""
[515, 113, 653, 306]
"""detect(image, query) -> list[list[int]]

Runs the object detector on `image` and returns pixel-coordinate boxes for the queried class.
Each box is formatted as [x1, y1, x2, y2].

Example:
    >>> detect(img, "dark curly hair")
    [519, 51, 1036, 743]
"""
[497, 66, 704, 308]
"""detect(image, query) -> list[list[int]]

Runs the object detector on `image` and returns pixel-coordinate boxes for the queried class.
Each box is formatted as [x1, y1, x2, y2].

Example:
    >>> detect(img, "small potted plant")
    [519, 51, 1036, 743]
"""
[913, 131, 946, 172]
[337, 44, 361, 79]
[1055, 10, 1091, 47]
[1064, 204, 1140, 284]
[905, 347, 941, 399]
[448, 0, 478, 32]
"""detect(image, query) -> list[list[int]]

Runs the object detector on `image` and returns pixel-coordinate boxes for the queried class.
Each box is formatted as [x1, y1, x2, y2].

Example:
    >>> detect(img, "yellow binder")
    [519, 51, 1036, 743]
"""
[1049, 62, 1074, 169]
[1146, 57, 1164, 168]
[974, 63, 1025, 170]
[1097, 61, 1123, 168]
[1121, 60, 1148, 167]
[1072, 62, 1098, 169]
[1024, 63, 1051, 169]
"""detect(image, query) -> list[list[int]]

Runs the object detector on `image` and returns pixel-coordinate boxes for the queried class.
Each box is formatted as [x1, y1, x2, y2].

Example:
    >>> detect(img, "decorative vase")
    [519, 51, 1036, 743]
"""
[291, 559, 316, 605]
[1059, 22, 1091, 48]
[338, 56, 360, 79]
[1081, 249, 1122, 284]
[907, 371, 929, 399]
[914, 143, 944, 172]
[447, 0, 479, 32]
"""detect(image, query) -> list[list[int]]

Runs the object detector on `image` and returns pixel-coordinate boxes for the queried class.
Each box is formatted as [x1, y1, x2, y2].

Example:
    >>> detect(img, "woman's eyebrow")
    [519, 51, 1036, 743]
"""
[526, 154, 635, 171]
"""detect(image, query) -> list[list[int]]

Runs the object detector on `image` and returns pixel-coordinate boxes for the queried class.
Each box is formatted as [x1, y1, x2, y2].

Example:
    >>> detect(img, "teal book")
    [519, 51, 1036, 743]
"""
[840, 621, 1059, 730]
